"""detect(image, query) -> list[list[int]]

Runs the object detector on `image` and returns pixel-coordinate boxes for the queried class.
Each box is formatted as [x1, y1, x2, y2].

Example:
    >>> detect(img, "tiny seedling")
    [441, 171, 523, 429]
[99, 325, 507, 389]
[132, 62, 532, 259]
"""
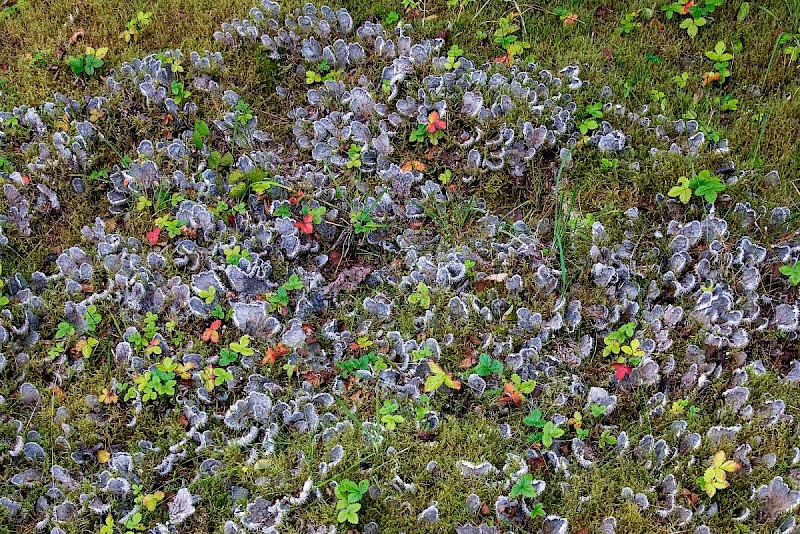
[120, 11, 152, 42]
[705, 41, 733, 83]
[407, 282, 431, 309]
[224, 245, 252, 266]
[589, 403, 607, 418]
[445, 44, 464, 70]
[346, 144, 362, 169]
[529, 421, 564, 447]
[598, 429, 618, 449]
[617, 12, 640, 35]
[198, 285, 216, 304]
[170, 81, 191, 104]
[378, 399, 404, 430]
[523, 408, 546, 429]
[690, 170, 726, 203]
[200, 364, 234, 392]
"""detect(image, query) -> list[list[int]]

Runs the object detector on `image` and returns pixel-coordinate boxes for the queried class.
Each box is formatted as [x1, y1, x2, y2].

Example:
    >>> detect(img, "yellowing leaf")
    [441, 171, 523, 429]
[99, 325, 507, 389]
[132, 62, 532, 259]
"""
[97, 450, 111, 463]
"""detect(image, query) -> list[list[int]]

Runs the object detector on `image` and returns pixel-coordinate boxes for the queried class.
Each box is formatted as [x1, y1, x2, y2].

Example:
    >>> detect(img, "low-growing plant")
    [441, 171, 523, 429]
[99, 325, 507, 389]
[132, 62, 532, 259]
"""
[411, 344, 433, 362]
[378, 399, 404, 430]
[424, 361, 461, 392]
[598, 429, 618, 448]
[99, 514, 115, 534]
[407, 282, 431, 309]
[600, 157, 619, 170]
[84, 304, 102, 332]
[346, 143, 362, 169]
[493, 14, 531, 63]
[409, 111, 446, 145]
[119, 11, 152, 43]
[200, 364, 234, 392]
[705, 41, 733, 84]
[679, 15, 706, 37]
[697, 450, 740, 497]
[350, 200, 385, 236]
[224, 245, 252, 266]
[554, 6, 578, 26]
[523, 408, 546, 429]
[779, 262, 800, 286]
[170, 81, 191, 104]
[779, 31, 800, 61]
[198, 285, 216, 304]
[472, 352, 503, 376]
[336, 351, 378, 378]
[510, 473, 538, 499]
[67, 47, 108, 77]
[334, 479, 369, 524]
[668, 170, 726, 204]
[444, 44, 463, 70]
[154, 215, 188, 238]
[498, 374, 535, 406]
[617, 11, 640, 35]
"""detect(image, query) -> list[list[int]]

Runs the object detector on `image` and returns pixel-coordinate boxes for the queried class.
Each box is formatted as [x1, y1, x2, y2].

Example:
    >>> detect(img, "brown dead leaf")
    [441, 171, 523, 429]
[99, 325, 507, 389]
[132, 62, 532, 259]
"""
[594, 4, 612, 18]
[401, 160, 426, 172]
[323, 263, 372, 296]
[414, 431, 438, 442]
[459, 348, 476, 368]
[484, 273, 508, 283]
[69, 29, 85, 44]
[680, 487, 699, 506]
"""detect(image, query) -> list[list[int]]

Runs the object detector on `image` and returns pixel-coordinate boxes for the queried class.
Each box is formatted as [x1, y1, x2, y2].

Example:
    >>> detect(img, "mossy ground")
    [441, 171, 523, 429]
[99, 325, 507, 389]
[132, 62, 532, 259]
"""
[2, 0, 800, 532]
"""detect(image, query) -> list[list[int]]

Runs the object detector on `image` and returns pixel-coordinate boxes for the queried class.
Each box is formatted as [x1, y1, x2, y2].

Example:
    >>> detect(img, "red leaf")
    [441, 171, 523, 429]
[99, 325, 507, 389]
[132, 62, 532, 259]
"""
[146, 227, 161, 245]
[294, 214, 314, 234]
[426, 111, 446, 132]
[612, 362, 632, 380]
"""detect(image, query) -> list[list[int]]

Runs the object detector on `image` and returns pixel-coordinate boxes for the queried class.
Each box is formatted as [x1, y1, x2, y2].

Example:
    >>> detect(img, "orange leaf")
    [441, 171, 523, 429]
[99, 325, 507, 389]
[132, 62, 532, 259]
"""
[294, 214, 314, 234]
[201, 320, 221, 343]
[701, 71, 721, 86]
[498, 382, 523, 407]
[262, 342, 290, 365]
[401, 160, 426, 172]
